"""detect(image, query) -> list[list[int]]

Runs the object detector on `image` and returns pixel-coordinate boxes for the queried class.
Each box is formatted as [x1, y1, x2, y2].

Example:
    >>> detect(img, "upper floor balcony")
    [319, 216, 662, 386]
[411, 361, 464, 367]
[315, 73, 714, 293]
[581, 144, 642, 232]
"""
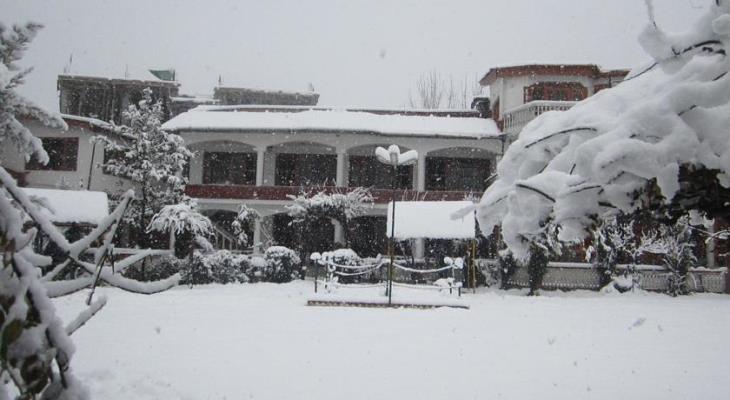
[502, 100, 576, 135]
[184, 141, 496, 203]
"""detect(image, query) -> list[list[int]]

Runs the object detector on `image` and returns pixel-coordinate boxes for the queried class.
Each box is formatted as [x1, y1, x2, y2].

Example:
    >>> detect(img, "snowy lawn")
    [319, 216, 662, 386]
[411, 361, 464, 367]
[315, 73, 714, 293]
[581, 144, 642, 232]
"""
[54, 281, 729, 400]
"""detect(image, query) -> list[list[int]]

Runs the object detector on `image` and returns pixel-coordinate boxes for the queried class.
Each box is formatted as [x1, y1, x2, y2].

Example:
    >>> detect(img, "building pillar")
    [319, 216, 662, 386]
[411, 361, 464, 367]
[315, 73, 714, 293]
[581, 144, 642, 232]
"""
[414, 238, 425, 260]
[707, 221, 716, 268]
[256, 148, 266, 186]
[333, 220, 344, 246]
[253, 219, 262, 254]
[336, 151, 347, 187]
[416, 152, 426, 191]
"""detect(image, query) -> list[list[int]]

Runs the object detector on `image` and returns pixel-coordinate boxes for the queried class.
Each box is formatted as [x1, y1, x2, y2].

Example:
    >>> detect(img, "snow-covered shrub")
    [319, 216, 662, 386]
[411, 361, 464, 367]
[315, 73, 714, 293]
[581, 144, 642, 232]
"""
[327, 248, 362, 266]
[640, 216, 698, 296]
[321, 248, 368, 283]
[264, 246, 302, 283]
[527, 245, 548, 296]
[247, 255, 268, 282]
[287, 187, 373, 248]
[497, 250, 519, 289]
[473, 260, 497, 288]
[180, 250, 251, 285]
[147, 197, 212, 259]
[477, 3, 730, 260]
[231, 204, 260, 247]
[124, 254, 183, 282]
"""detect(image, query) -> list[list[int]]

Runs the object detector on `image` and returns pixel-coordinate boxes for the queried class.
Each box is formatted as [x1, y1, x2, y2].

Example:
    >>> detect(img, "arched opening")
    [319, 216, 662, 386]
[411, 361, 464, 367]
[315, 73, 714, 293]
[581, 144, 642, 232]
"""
[347, 144, 413, 189]
[350, 216, 387, 257]
[271, 213, 335, 253]
[188, 141, 257, 185]
[425, 147, 493, 192]
[269, 141, 336, 187]
[202, 209, 251, 251]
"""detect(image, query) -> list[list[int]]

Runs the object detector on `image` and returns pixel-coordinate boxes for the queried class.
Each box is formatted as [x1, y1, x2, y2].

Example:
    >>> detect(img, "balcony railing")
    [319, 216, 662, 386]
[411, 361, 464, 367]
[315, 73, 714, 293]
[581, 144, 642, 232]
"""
[186, 184, 476, 203]
[502, 100, 576, 135]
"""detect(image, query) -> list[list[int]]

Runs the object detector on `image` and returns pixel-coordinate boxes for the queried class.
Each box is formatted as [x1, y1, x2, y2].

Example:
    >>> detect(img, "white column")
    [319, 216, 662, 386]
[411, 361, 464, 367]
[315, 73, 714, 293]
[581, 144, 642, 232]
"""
[336, 151, 346, 187]
[706, 221, 716, 268]
[333, 220, 344, 245]
[253, 219, 262, 254]
[417, 152, 426, 191]
[255, 148, 265, 186]
[414, 239, 425, 260]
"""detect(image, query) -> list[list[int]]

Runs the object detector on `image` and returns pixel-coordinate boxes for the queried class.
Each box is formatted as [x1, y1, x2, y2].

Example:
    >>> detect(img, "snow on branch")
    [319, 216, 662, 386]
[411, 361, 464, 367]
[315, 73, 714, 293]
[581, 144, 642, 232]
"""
[477, 3, 730, 258]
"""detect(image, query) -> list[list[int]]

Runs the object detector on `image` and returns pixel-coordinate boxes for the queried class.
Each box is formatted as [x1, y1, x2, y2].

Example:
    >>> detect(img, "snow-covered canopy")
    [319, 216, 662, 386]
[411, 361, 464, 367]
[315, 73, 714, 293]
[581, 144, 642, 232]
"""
[22, 188, 109, 225]
[161, 108, 500, 139]
[477, 2, 730, 258]
[387, 201, 475, 239]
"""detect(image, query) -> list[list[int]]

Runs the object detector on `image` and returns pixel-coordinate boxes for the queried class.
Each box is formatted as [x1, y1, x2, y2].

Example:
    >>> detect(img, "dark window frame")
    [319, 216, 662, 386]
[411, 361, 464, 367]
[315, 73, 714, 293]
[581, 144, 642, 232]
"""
[202, 151, 257, 185]
[26, 137, 79, 171]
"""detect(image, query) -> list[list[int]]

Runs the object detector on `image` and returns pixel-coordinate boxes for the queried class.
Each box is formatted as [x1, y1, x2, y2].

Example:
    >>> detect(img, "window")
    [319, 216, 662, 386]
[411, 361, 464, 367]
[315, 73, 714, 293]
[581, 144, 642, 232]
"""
[203, 152, 256, 185]
[275, 153, 336, 186]
[426, 157, 490, 192]
[348, 156, 412, 189]
[26, 137, 79, 171]
[524, 82, 587, 102]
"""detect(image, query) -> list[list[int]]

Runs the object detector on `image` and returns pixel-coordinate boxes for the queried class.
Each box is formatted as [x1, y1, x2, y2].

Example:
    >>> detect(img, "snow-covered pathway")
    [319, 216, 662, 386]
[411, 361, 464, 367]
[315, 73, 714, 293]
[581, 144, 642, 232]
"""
[53, 282, 730, 400]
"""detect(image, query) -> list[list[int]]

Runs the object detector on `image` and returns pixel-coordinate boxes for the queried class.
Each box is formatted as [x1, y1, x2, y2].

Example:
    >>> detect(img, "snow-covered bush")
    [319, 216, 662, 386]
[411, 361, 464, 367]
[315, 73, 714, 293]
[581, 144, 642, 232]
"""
[124, 254, 183, 282]
[477, 2, 730, 260]
[264, 246, 302, 283]
[640, 216, 698, 296]
[147, 197, 212, 258]
[231, 204, 260, 247]
[497, 250, 519, 289]
[180, 250, 251, 285]
[287, 187, 373, 247]
[326, 248, 362, 266]
[526, 245, 548, 296]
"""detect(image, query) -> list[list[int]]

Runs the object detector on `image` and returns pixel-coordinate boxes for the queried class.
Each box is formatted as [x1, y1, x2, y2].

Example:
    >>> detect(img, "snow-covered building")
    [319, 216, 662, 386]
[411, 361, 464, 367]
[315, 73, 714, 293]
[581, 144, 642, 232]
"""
[480, 64, 629, 135]
[1, 115, 133, 194]
[161, 105, 503, 257]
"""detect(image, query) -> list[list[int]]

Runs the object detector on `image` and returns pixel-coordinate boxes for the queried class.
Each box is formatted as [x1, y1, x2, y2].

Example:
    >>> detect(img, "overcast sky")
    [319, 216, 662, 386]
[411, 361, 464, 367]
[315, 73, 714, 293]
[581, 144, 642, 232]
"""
[5, 0, 708, 111]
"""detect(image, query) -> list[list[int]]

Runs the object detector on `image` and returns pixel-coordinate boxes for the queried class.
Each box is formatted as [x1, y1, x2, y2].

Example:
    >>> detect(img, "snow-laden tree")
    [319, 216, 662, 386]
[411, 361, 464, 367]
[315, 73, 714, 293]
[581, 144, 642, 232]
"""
[640, 216, 698, 295]
[94, 88, 193, 248]
[1, 23, 179, 399]
[286, 187, 373, 247]
[478, 1, 730, 259]
[231, 204, 260, 247]
[147, 197, 212, 258]
[0, 23, 66, 162]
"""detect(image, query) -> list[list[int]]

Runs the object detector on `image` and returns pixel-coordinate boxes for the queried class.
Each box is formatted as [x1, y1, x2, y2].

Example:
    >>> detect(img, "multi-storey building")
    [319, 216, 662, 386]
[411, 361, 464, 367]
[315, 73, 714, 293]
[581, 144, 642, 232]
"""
[480, 64, 629, 135]
[161, 105, 502, 258]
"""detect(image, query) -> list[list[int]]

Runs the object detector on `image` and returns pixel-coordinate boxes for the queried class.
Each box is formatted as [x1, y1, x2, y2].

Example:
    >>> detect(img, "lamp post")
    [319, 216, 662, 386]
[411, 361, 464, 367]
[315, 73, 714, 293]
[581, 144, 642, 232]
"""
[375, 145, 418, 306]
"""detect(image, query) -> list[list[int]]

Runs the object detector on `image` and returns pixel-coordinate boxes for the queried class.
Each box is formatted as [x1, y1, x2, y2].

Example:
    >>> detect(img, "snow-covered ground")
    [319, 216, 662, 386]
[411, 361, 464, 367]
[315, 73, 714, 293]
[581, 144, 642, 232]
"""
[53, 282, 729, 400]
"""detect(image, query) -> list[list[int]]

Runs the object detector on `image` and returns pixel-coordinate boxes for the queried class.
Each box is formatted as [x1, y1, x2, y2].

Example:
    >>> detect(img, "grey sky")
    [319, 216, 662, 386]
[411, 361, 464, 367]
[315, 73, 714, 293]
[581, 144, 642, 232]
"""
[5, 0, 707, 112]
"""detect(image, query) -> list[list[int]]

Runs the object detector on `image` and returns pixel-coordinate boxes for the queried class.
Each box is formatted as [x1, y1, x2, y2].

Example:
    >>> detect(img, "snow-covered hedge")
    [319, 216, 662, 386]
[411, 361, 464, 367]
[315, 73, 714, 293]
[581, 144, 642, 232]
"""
[264, 246, 303, 283]
[477, 2, 730, 259]
[144, 246, 303, 285]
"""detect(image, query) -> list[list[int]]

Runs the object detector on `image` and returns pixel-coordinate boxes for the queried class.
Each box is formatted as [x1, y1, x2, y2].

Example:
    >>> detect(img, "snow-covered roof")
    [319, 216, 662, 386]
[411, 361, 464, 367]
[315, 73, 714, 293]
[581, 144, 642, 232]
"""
[21, 188, 109, 225]
[387, 201, 475, 239]
[161, 109, 501, 139]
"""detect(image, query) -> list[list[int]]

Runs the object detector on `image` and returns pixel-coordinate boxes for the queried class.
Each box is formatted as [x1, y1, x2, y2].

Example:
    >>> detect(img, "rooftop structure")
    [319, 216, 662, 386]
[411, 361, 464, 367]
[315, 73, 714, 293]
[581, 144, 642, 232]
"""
[479, 64, 629, 135]
[213, 87, 319, 106]
[57, 74, 180, 124]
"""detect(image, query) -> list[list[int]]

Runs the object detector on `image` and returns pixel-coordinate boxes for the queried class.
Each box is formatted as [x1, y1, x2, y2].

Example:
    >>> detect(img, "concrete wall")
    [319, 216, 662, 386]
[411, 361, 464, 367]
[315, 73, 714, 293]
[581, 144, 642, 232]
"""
[3, 120, 132, 195]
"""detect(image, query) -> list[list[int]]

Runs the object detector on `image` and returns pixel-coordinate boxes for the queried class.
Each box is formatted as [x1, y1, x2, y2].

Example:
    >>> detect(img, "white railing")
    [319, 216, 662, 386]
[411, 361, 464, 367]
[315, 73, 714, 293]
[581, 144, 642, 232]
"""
[211, 222, 241, 251]
[502, 100, 577, 135]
